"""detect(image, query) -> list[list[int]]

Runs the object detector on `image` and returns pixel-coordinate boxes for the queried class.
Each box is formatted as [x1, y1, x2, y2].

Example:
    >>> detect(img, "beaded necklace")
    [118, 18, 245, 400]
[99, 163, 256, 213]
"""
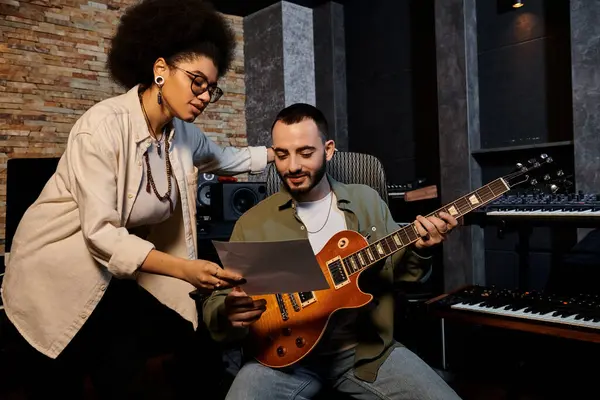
[138, 92, 174, 214]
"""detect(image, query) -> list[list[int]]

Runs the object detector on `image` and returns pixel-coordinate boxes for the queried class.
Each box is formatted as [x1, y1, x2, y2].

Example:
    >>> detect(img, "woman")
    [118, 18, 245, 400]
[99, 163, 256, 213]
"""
[1, 0, 273, 397]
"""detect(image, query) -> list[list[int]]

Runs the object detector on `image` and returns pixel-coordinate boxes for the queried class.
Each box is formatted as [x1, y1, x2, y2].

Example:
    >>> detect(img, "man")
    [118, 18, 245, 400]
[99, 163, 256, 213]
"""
[203, 104, 462, 399]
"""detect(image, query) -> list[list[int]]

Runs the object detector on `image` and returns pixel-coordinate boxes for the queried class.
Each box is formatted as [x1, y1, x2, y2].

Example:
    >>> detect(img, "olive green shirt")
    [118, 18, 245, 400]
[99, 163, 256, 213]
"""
[202, 175, 432, 382]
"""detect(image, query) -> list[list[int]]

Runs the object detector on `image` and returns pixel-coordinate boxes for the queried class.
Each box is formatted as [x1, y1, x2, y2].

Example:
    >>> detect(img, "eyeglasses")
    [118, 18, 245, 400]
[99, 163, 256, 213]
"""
[174, 66, 223, 103]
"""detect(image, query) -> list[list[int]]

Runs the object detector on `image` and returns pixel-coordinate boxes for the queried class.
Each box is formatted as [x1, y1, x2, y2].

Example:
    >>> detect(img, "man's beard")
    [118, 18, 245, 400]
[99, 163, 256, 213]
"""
[278, 153, 327, 198]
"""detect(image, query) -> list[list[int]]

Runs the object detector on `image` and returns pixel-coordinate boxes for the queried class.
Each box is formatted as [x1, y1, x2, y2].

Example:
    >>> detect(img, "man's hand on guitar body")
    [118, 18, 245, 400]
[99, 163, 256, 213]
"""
[224, 287, 267, 328]
[413, 211, 458, 250]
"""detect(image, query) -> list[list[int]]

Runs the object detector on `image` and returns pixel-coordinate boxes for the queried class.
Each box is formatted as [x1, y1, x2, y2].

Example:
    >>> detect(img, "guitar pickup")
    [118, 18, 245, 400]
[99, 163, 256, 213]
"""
[327, 256, 350, 289]
[298, 291, 316, 308]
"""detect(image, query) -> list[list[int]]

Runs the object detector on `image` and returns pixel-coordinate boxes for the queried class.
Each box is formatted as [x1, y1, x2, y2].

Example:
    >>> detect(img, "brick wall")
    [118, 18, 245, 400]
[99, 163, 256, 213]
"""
[0, 0, 247, 253]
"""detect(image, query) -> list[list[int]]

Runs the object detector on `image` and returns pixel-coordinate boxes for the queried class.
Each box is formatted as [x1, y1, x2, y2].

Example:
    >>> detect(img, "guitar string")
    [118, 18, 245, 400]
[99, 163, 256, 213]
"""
[341, 179, 507, 278]
[275, 188, 506, 316]
[260, 174, 534, 323]
[278, 179, 510, 302]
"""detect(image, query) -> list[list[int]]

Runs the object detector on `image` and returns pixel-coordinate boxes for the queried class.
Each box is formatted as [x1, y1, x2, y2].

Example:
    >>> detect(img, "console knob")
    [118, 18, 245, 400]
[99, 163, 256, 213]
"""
[296, 337, 306, 348]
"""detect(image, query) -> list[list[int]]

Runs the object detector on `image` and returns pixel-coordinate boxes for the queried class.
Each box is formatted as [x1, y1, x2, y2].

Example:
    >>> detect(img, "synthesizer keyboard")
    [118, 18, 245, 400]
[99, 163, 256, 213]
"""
[465, 193, 600, 226]
[429, 285, 600, 333]
[484, 193, 600, 216]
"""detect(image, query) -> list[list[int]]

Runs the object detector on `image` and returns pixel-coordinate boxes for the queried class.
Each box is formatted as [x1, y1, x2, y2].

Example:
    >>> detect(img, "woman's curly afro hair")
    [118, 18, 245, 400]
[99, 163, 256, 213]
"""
[107, 0, 235, 89]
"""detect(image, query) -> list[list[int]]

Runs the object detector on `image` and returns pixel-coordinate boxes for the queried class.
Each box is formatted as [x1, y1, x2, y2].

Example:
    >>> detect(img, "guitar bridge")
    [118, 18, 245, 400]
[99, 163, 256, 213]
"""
[275, 293, 289, 321]
[288, 293, 301, 312]
[327, 256, 350, 289]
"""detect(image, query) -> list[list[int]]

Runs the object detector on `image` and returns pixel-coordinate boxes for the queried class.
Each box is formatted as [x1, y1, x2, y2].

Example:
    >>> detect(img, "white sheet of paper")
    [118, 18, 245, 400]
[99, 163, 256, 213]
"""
[212, 239, 330, 296]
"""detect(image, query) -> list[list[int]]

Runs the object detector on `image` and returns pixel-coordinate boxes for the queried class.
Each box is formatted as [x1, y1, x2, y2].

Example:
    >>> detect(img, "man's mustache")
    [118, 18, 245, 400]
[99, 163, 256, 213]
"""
[285, 173, 308, 179]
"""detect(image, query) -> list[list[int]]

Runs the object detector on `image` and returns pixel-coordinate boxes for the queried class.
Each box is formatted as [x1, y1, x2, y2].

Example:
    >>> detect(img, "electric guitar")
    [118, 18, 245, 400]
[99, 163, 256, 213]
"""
[246, 154, 561, 368]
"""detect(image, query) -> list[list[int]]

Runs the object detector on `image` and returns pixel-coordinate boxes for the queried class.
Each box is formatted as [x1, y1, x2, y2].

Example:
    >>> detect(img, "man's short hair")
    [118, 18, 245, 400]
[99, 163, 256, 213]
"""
[270, 103, 329, 142]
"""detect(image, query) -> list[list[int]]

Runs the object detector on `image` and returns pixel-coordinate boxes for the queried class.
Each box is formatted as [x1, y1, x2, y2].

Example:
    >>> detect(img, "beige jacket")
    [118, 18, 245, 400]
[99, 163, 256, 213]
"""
[1, 85, 267, 359]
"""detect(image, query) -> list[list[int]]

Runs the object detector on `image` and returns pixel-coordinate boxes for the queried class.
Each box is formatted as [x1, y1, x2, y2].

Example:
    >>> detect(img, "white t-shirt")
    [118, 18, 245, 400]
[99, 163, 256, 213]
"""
[296, 191, 359, 353]
[296, 191, 346, 253]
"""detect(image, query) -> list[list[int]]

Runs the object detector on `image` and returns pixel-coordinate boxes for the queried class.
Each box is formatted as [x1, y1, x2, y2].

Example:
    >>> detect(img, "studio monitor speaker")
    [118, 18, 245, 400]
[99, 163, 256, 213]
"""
[197, 173, 218, 218]
[210, 182, 267, 222]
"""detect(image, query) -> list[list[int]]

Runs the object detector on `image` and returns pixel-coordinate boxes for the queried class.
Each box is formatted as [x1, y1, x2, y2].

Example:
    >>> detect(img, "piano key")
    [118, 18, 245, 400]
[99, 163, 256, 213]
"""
[486, 209, 600, 218]
[450, 302, 600, 331]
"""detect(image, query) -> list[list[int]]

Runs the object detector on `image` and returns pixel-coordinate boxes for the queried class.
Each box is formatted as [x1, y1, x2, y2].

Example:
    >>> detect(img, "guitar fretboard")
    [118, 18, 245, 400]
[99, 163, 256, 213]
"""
[340, 178, 510, 275]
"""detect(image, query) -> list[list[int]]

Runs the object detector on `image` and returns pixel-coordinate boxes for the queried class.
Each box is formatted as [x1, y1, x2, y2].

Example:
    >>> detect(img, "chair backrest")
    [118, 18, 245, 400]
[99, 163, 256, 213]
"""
[264, 151, 389, 204]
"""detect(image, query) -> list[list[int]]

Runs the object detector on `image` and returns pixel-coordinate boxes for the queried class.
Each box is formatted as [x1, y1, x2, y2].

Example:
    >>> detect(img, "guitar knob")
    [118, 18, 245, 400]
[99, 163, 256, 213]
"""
[277, 346, 287, 357]
[295, 337, 306, 348]
[282, 327, 292, 336]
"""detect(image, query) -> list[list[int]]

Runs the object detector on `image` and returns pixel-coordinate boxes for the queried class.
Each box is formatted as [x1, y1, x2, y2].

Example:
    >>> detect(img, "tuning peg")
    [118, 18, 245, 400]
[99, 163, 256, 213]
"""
[540, 154, 548, 159]
[530, 179, 538, 186]
[528, 159, 537, 165]
[550, 184, 559, 193]
[546, 156, 553, 163]
[516, 162, 523, 169]
[543, 174, 551, 181]
[557, 170, 564, 177]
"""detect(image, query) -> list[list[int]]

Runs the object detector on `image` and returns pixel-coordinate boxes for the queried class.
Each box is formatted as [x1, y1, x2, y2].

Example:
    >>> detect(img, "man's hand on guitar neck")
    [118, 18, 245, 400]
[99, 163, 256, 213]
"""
[224, 287, 267, 328]
[413, 211, 458, 250]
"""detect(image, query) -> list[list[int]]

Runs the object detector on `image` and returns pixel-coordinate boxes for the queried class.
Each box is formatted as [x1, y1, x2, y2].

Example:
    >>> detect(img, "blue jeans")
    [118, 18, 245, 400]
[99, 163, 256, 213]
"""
[223, 344, 461, 400]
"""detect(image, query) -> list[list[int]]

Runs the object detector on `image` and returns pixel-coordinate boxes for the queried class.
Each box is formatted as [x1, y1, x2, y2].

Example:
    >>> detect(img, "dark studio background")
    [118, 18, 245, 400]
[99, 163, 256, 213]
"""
[219, 0, 581, 294]
[216, 0, 600, 398]
[1, 0, 599, 398]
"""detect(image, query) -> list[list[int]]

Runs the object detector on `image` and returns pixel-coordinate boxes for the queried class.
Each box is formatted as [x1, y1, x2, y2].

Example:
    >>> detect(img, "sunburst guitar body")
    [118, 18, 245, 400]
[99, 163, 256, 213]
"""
[247, 230, 372, 368]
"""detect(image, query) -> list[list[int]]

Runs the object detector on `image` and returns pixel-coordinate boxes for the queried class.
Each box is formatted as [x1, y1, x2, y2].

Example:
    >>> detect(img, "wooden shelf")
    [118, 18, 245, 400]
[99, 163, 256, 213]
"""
[471, 140, 573, 155]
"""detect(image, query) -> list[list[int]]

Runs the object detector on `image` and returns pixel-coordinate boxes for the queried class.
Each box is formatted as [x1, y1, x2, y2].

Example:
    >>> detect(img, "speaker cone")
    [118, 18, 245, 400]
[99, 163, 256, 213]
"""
[197, 174, 217, 209]
[197, 184, 213, 207]
[230, 188, 259, 216]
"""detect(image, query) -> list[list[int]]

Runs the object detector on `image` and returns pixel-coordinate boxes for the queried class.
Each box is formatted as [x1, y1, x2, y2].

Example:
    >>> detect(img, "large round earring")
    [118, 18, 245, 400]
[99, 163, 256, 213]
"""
[155, 75, 164, 105]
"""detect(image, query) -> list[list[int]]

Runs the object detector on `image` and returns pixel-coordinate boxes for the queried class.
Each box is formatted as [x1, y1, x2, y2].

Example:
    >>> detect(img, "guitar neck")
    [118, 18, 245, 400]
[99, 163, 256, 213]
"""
[340, 178, 511, 274]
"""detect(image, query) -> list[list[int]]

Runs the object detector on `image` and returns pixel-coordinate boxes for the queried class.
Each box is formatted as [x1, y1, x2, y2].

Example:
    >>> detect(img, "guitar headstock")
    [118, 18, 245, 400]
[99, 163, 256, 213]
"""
[502, 154, 568, 193]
